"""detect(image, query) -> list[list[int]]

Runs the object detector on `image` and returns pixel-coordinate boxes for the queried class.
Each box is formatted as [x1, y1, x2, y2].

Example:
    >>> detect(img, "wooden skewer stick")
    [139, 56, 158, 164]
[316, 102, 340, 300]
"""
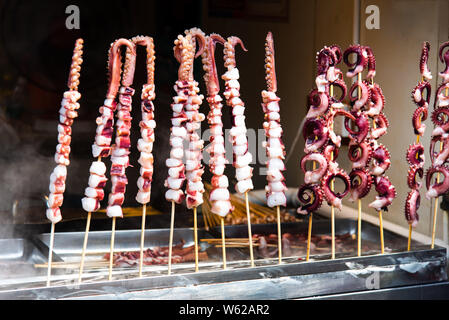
[379, 211, 385, 254]
[168, 201, 176, 275]
[357, 73, 363, 257]
[276, 206, 282, 264]
[193, 207, 199, 272]
[79, 156, 101, 283]
[78, 212, 92, 283]
[221, 217, 227, 270]
[138, 204, 147, 277]
[245, 192, 255, 267]
[330, 83, 336, 260]
[356, 200, 363, 254]
[306, 161, 316, 261]
[306, 213, 313, 261]
[46, 222, 55, 287]
[108, 216, 116, 281]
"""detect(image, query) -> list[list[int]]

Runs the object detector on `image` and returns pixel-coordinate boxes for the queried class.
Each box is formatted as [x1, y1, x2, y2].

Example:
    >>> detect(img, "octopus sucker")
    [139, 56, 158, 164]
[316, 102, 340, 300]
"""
[405, 189, 420, 228]
[348, 168, 372, 202]
[106, 39, 136, 100]
[438, 41, 449, 83]
[411, 81, 431, 107]
[344, 111, 370, 143]
[366, 83, 385, 117]
[371, 143, 391, 176]
[407, 165, 424, 190]
[301, 153, 328, 184]
[420, 41, 432, 81]
[329, 79, 347, 103]
[303, 117, 329, 153]
[371, 113, 390, 139]
[348, 140, 372, 169]
[412, 107, 428, 136]
[321, 169, 350, 210]
[425, 165, 449, 199]
[430, 136, 449, 167]
[364, 46, 376, 80]
[306, 89, 329, 118]
[343, 44, 368, 78]
[369, 176, 396, 212]
[431, 107, 449, 132]
[349, 81, 370, 111]
[296, 184, 323, 215]
[406, 143, 425, 168]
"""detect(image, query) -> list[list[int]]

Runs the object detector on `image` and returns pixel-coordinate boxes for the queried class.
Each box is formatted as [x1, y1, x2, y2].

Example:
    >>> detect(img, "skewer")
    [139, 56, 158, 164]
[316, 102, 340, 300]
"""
[306, 161, 316, 261]
[138, 204, 147, 277]
[276, 206, 282, 264]
[46, 222, 55, 287]
[108, 216, 117, 280]
[193, 207, 199, 272]
[379, 211, 385, 254]
[357, 199, 362, 257]
[221, 217, 227, 270]
[330, 83, 336, 260]
[78, 156, 101, 283]
[168, 201, 176, 275]
[306, 212, 313, 261]
[357, 73, 363, 257]
[245, 192, 255, 267]
[47, 39, 84, 286]
[431, 87, 448, 249]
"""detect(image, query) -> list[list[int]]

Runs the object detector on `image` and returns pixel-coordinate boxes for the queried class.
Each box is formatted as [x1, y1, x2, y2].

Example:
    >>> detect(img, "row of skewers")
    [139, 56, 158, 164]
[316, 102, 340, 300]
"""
[44, 29, 287, 285]
[44, 30, 449, 287]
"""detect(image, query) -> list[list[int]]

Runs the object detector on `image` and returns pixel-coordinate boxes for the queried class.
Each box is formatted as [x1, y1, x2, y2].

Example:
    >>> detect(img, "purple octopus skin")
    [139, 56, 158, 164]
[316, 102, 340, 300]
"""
[326, 109, 355, 147]
[407, 165, 424, 190]
[303, 118, 329, 153]
[431, 107, 449, 136]
[321, 168, 350, 210]
[348, 168, 373, 202]
[364, 46, 376, 80]
[426, 165, 449, 199]
[329, 79, 347, 103]
[430, 136, 449, 167]
[438, 41, 449, 83]
[406, 143, 425, 168]
[366, 83, 385, 117]
[371, 144, 391, 176]
[371, 113, 390, 139]
[412, 107, 428, 137]
[405, 189, 420, 228]
[420, 41, 432, 81]
[345, 111, 370, 143]
[296, 184, 323, 215]
[348, 140, 372, 169]
[411, 81, 431, 108]
[306, 89, 329, 119]
[349, 81, 370, 112]
[343, 45, 368, 78]
[369, 176, 396, 212]
[301, 153, 328, 184]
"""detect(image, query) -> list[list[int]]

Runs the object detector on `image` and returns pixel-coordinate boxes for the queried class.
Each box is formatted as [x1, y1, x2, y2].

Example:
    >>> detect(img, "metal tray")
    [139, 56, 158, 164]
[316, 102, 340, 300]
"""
[0, 219, 446, 300]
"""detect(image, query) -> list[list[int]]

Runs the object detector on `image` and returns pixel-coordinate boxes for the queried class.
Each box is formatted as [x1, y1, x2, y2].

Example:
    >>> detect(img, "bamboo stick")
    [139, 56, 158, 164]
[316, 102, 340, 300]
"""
[108, 217, 116, 280]
[138, 204, 147, 277]
[78, 211, 92, 283]
[46, 222, 55, 287]
[245, 192, 255, 267]
[168, 201, 175, 275]
[221, 218, 227, 270]
[194, 207, 199, 272]
[276, 206, 282, 264]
